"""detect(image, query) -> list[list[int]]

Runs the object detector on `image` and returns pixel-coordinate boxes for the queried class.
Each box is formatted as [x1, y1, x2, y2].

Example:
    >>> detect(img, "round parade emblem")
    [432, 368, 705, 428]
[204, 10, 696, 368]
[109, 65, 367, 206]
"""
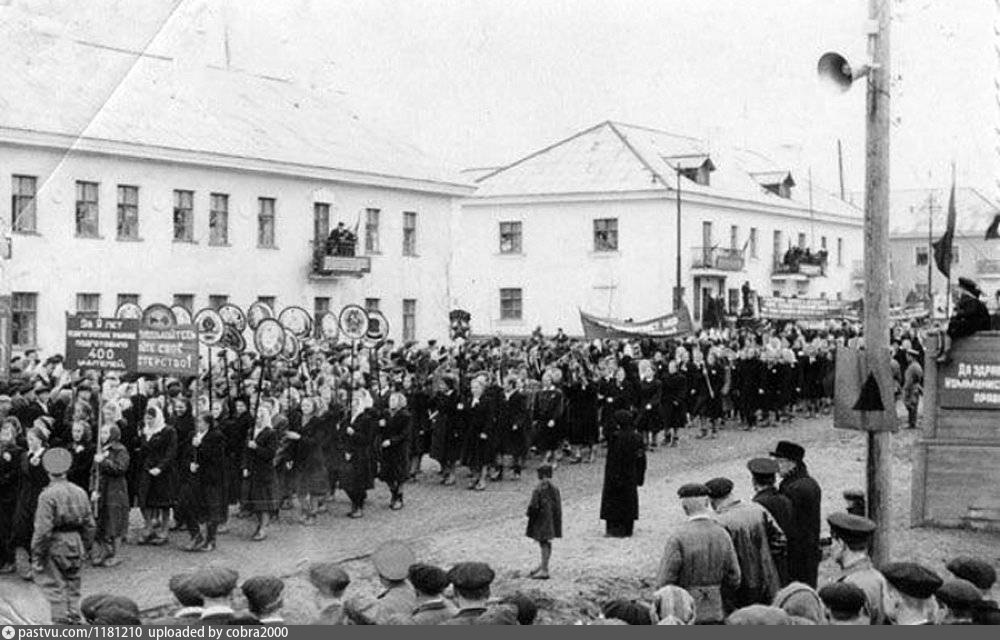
[339, 305, 369, 341]
[171, 305, 193, 326]
[142, 303, 176, 328]
[193, 308, 225, 346]
[366, 309, 390, 342]
[281, 329, 301, 361]
[220, 324, 247, 352]
[218, 303, 247, 332]
[247, 301, 274, 330]
[115, 302, 143, 320]
[253, 318, 286, 358]
[319, 311, 340, 340]
[278, 306, 313, 339]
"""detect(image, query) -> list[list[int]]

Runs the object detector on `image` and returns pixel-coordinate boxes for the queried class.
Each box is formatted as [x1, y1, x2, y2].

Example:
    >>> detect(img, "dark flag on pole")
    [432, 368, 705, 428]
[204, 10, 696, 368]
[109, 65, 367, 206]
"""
[986, 213, 1000, 240]
[931, 177, 957, 278]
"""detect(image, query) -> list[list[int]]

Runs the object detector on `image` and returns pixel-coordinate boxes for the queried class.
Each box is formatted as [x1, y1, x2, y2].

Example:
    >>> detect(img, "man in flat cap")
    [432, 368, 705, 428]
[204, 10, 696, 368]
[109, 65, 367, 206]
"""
[705, 476, 785, 610]
[236, 576, 285, 625]
[818, 582, 869, 625]
[189, 565, 239, 624]
[80, 594, 142, 626]
[308, 562, 351, 625]
[347, 540, 417, 624]
[881, 562, 943, 625]
[31, 447, 96, 624]
[945, 556, 996, 602]
[400, 563, 456, 625]
[747, 458, 793, 585]
[826, 512, 888, 624]
[147, 573, 203, 625]
[935, 579, 982, 625]
[442, 561, 496, 624]
[655, 483, 741, 624]
[771, 441, 822, 587]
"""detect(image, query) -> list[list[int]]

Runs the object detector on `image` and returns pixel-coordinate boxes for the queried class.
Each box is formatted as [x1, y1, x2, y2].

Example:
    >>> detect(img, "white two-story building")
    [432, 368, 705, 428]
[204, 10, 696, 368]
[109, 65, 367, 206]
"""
[455, 121, 864, 336]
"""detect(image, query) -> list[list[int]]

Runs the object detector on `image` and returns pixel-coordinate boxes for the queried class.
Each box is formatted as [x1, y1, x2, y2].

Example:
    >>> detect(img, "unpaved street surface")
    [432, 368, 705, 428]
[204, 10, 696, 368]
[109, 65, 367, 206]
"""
[4, 415, 998, 623]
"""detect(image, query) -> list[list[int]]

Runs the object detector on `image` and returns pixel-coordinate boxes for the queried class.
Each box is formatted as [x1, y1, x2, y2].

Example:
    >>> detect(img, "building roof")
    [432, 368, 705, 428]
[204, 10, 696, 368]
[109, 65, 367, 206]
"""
[848, 187, 1000, 238]
[0, 25, 470, 194]
[471, 121, 861, 220]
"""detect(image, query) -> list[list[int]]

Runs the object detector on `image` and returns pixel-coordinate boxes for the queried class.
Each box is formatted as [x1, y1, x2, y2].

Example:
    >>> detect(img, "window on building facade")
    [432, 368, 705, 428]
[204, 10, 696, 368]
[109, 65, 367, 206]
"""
[403, 211, 418, 256]
[117, 293, 140, 310]
[915, 246, 929, 266]
[915, 283, 929, 299]
[403, 299, 416, 342]
[313, 203, 330, 245]
[76, 293, 100, 317]
[837, 238, 843, 266]
[499, 221, 522, 253]
[173, 294, 195, 312]
[209, 295, 228, 310]
[172, 190, 194, 242]
[749, 227, 758, 258]
[773, 230, 782, 261]
[952, 246, 960, 264]
[75, 181, 99, 237]
[797, 232, 806, 249]
[11, 292, 37, 347]
[116, 185, 139, 240]
[365, 298, 380, 312]
[258, 197, 276, 248]
[11, 175, 37, 233]
[500, 288, 523, 320]
[730, 225, 738, 250]
[836, 291, 843, 301]
[365, 208, 381, 253]
[821, 236, 827, 250]
[209, 193, 229, 245]
[257, 296, 275, 311]
[594, 218, 618, 252]
[314, 297, 330, 337]
[728, 288, 740, 314]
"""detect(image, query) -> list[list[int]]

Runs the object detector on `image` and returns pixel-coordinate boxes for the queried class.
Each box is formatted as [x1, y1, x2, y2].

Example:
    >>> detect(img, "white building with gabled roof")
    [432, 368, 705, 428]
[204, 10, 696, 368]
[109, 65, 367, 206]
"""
[455, 120, 864, 336]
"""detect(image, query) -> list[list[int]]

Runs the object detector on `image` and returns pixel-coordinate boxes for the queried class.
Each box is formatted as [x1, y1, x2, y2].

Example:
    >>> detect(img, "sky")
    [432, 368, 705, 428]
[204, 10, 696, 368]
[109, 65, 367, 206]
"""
[3, 0, 997, 198]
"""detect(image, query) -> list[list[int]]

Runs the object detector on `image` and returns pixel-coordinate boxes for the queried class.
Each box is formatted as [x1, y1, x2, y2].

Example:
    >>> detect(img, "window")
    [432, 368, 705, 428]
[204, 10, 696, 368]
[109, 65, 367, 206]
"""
[313, 203, 330, 244]
[365, 298, 380, 312]
[209, 193, 229, 245]
[727, 288, 740, 314]
[314, 297, 330, 337]
[821, 236, 827, 250]
[258, 197, 276, 247]
[173, 190, 194, 242]
[594, 218, 618, 252]
[11, 292, 37, 347]
[173, 294, 194, 313]
[836, 291, 843, 301]
[500, 288, 523, 320]
[773, 230, 783, 261]
[257, 296, 275, 311]
[402, 299, 416, 342]
[820, 291, 827, 299]
[209, 295, 228, 310]
[117, 293, 140, 309]
[499, 221, 522, 253]
[837, 238, 844, 266]
[75, 181, 99, 237]
[76, 293, 100, 317]
[11, 175, 37, 232]
[365, 208, 380, 253]
[797, 232, 806, 249]
[730, 225, 738, 250]
[952, 246, 960, 264]
[402, 211, 418, 256]
[116, 185, 139, 240]
[915, 283, 929, 298]
[749, 227, 758, 258]
[915, 246, 929, 266]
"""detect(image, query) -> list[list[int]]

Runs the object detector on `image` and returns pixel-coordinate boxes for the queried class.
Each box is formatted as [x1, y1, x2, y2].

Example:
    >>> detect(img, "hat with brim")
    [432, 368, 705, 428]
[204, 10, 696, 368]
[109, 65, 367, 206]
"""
[958, 277, 983, 297]
[770, 440, 805, 462]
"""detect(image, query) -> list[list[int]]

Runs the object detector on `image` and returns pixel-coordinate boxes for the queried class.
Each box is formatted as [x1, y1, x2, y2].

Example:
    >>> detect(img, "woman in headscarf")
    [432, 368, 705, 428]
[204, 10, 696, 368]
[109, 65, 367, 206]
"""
[599, 409, 646, 538]
[66, 419, 95, 491]
[462, 376, 495, 492]
[653, 585, 696, 625]
[378, 392, 411, 508]
[772, 582, 827, 625]
[92, 422, 130, 567]
[187, 411, 226, 551]
[244, 404, 279, 540]
[287, 396, 329, 524]
[335, 388, 376, 518]
[12, 424, 49, 579]
[0, 416, 24, 574]
[136, 404, 177, 546]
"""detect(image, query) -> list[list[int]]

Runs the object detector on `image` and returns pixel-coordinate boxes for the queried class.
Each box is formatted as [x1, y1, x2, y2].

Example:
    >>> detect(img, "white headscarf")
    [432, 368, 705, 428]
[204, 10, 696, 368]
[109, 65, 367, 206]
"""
[144, 405, 166, 439]
[351, 388, 373, 422]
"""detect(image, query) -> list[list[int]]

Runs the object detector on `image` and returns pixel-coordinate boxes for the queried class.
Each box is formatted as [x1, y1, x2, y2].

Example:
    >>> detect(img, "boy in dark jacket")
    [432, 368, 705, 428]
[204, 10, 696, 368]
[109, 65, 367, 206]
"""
[525, 464, 561, 580]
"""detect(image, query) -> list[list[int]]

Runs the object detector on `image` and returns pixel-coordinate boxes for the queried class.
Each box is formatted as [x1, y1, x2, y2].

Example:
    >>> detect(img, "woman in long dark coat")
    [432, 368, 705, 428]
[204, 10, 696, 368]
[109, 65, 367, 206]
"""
[497, 375, 529, 480]
[565, 360, 599, 464]
[223, 397, 253, 510]
[599, 409, 646, 538]
[174, 409, 201, 551]
[597, 364, 633, 443]
[12, 425, 49, 579]
[661, 360, 688, 447]
[635, 360, 662, 449]
[0, 417, 24, 574]
[335, 391, 376, 518]
[377, 392, 411, 509]
[404, 375, 431, 479]
[66, 419, 95, 491]
[289, 397, 329, 523]
[188, 412, 226, 552]
[429, 378, 464, 486]
[93, 423, 130, 567]
[462, 376, 496, 492]
[532, 369, 565, 465]
[136, 404, 178, 546]
[244, 405, 279, 541]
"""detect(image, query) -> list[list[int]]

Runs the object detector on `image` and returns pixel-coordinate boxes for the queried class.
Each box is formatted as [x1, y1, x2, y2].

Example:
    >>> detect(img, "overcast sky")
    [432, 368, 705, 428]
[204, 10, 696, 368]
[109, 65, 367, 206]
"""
[6, 0, 996, 197]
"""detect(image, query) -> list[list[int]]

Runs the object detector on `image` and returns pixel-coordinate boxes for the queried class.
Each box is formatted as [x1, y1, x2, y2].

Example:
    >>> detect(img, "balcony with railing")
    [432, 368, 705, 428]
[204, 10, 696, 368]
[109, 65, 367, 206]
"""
[772, 247, 828, 278]
[976, 259, 1000, 275]
[310, 240, 371, 279]
[690, 246, 745, 272]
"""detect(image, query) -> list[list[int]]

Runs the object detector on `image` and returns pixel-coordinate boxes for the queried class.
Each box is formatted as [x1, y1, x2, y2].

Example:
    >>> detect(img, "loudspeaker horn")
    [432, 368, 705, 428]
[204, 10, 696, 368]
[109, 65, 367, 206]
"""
[817, 51, 872, 93]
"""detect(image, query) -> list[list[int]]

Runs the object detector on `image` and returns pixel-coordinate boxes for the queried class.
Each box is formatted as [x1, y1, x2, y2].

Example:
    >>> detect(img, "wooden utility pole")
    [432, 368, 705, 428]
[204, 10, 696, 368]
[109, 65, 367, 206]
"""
[863, 0, 893, 566]
[926, 192, 936, 315]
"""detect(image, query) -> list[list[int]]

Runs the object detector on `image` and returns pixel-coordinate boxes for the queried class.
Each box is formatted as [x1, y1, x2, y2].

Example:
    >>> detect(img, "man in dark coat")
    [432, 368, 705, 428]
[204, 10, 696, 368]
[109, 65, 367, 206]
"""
[600, 410, 646, 537]
[771, 441, 822, 587]
[947, 277, 991, 339]
[747, 458, 794, 585]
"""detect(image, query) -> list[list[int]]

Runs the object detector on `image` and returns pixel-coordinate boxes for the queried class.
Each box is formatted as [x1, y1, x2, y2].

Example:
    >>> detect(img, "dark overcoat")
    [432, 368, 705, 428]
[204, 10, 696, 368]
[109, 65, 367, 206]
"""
[137, 427, 178, 509]
[96, 441, 130, 539]
[193, 428, 227, 524]
[526, 480, 562, 542]
[243, 426, 279, 513]
[377, 409, 411, 485]
[779, 464, 822, 587]
[599, 428, 646, 524]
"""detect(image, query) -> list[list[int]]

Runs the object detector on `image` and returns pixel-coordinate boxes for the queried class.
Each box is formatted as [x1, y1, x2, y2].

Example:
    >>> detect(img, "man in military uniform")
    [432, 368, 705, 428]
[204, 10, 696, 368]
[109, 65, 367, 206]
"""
[31, 447, 96, 624]
[655, 483, 741, 623]
[747, 458, 793, 585]
[827, 512, 889, 624]
[771, 441, 822, 587]
[442, 562, 495, 624]
[346, 540, 417, 624]
[881, 562, 943, 625]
